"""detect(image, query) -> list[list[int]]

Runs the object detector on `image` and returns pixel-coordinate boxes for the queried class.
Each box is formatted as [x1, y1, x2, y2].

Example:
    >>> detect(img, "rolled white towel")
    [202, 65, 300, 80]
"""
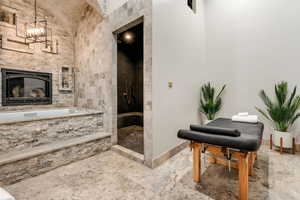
[232, 115, 258, 123]
[0, 188, 15, 200]
[238, 112, 249, 116]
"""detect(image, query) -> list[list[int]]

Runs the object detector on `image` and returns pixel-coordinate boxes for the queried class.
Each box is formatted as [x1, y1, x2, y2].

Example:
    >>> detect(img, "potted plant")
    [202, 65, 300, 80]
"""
[200, 82, 226, 124]
[256, 81, 300, 148]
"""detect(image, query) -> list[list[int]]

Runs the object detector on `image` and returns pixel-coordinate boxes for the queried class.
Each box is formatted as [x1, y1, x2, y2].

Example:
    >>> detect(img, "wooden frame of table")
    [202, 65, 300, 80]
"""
[190, 142, 258, 200]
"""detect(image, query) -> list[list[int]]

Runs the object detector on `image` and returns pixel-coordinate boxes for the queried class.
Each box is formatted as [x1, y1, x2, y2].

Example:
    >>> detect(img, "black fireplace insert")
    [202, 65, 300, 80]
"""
[1, 68, 52, 106]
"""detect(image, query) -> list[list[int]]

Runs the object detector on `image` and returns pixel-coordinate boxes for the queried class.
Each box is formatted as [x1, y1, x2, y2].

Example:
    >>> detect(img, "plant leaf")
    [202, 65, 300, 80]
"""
[255, 107, 271, 121]
[287, 86, 297, 107]
[216, 85, 226, 99]
[200, 82, 225, 119]
[259, 90, 272, 108]
[291, 113, 300, 126]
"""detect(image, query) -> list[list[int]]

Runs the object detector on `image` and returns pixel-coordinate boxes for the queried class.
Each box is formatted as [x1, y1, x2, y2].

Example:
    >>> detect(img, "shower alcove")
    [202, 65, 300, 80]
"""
[116, 22, 144, 155]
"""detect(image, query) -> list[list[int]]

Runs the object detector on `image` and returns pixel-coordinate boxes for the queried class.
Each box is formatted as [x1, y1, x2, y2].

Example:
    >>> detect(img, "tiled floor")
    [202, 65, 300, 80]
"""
[118, 125, 144, 154]
[5, 145, 300, 200]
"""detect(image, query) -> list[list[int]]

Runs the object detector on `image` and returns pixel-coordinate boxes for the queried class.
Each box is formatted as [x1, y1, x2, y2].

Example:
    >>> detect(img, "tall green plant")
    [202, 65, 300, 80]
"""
[256, 81, 300, 132]
[200, 82, 226, 120]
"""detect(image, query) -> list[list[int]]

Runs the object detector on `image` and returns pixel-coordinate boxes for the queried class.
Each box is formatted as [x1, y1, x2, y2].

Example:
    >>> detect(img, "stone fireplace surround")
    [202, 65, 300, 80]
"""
[0, 65, 74, 111]
[0, 0, 76, 111]
[0, 68, 74, 113]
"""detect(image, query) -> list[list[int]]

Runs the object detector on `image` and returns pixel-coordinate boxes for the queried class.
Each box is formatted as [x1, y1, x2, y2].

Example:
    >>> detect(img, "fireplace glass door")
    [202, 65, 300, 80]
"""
[2, 69, 52, 106]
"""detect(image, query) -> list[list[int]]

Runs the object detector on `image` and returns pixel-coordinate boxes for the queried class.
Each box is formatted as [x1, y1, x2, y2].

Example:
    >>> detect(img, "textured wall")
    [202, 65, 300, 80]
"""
[0, 136, 111, 185]
[0, 113, 103, 154]
[74, 4, 112, 134]
[0, 0, 75, 109]
[106, 0, 128, 14]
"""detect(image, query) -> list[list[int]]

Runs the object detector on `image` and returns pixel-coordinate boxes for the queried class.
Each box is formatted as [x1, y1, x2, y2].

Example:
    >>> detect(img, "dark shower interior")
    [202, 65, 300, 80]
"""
[117, 23, 144, 154]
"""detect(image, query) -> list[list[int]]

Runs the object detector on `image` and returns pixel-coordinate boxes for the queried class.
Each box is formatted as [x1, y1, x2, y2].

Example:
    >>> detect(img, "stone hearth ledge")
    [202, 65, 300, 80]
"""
[0, 108, 103, 125]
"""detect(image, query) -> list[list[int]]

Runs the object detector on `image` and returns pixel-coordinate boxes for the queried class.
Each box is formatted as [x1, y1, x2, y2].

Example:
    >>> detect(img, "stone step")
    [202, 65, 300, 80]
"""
[0, 111, 104, 154]
[0, 133, 111, 186]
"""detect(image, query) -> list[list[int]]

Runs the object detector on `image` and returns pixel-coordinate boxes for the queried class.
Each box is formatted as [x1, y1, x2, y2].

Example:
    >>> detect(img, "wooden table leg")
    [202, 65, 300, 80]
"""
[270, 134, 273, 150]
[239, 153, 249, 200]
[293, 138, 296, 154]
[193, 143, 201, 183]
[248, 153, 254, 176]
[280, 137, 283, 154]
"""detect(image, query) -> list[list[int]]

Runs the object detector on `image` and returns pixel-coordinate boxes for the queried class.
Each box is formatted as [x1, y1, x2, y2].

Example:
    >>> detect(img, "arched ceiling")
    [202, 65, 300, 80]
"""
[23, 0, 106, 33]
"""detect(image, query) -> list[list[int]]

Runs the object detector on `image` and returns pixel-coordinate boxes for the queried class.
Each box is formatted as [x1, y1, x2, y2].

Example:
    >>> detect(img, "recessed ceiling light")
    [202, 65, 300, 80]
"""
[123, 32, 135, 43]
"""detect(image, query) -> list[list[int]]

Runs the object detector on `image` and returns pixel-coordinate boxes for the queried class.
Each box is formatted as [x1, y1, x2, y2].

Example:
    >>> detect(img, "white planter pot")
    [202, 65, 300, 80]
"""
[273, 131, 293, 148]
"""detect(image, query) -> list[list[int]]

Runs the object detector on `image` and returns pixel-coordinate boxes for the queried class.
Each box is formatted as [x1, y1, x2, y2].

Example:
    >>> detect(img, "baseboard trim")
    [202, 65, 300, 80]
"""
[111, 145, 144, 165]
[152, 141, 189, 168]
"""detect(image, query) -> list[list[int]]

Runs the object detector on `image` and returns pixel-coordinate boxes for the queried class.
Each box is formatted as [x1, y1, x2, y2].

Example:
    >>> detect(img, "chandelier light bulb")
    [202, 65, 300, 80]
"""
[26, 27, 46, 38]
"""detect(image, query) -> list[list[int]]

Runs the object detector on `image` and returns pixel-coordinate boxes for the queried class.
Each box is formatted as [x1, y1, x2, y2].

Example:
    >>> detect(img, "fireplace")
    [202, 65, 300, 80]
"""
[1, 69, 52, 106]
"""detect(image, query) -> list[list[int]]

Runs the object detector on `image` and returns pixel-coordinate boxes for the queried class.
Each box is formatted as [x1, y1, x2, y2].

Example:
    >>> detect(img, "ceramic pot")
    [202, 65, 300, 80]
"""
[273, 130, 293, 148]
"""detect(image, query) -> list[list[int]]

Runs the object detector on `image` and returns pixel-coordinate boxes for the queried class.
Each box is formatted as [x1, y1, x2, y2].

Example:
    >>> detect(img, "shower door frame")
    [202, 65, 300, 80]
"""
[112, 16, 153, 167]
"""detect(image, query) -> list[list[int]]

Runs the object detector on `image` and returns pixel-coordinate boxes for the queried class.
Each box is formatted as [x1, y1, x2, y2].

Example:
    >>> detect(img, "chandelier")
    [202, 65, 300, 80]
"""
[22, 0, 52, 48]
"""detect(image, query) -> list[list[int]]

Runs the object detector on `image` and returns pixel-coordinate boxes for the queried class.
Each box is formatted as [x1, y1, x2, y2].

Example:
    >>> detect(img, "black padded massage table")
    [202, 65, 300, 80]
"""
[178, 118, 264, 200]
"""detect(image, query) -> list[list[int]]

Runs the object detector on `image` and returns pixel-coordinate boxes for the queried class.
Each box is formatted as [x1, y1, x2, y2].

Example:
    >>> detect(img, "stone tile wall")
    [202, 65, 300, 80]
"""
[0, 113, 103, 154]
[0, 136, 111, 185]
[75, 0, 153, 166]
[74, 3, 114, 141]
[0, 0, 75, 110]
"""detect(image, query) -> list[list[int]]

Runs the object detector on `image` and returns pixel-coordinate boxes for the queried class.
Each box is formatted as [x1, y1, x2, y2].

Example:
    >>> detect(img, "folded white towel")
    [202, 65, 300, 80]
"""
[238, 112, 249, 116]
[232, 115, 258, 123]
[0, 188, 15, 200]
